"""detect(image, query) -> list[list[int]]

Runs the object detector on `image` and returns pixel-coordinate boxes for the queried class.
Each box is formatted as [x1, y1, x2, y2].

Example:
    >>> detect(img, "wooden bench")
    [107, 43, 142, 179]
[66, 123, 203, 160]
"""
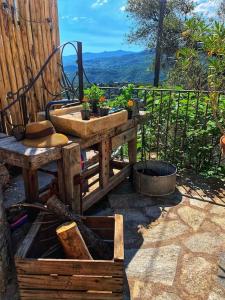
[0, 112, 148, 213]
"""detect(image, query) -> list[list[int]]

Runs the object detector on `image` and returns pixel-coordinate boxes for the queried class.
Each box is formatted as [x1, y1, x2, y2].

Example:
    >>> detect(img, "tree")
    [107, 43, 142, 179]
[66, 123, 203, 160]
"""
[218, 0, 225, 21]
[168, 18, 225, 91]
[125, 0, 194, 84]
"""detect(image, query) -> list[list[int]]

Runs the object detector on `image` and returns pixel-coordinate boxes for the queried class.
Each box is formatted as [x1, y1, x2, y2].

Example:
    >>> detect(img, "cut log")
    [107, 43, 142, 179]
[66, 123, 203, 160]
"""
[0, 187, 12, 296]
[46, 196, 113, 260]
[56, 222, 93, 260]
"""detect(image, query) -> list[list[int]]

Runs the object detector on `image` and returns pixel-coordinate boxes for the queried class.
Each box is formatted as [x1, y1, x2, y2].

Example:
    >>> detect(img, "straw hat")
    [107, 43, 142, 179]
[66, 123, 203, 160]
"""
[22, 120, 68, 148]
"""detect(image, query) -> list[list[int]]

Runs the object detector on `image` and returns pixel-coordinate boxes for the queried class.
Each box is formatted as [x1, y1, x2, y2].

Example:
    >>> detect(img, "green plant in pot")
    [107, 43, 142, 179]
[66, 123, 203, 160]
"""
[81, 97, 91, 120]
[99, 96, 110, 117]
[85, 85, 104, 114]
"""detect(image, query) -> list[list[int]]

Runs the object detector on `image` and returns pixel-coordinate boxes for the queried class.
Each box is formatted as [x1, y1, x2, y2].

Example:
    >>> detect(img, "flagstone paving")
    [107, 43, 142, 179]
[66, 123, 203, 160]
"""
[3, 176, 225, 300]
[94, 177, 225, 300]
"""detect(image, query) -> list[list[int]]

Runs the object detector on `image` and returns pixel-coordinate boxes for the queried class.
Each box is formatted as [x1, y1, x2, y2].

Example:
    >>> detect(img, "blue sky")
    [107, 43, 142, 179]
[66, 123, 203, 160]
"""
[58, 0, 218, 55]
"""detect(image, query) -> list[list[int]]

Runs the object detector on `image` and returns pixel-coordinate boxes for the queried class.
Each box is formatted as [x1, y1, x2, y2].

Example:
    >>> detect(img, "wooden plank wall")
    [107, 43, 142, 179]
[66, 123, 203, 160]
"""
[0, 0, 61, 125]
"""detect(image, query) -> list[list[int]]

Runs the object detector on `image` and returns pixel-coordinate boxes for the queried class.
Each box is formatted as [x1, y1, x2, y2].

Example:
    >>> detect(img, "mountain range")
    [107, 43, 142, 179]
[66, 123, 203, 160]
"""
[63, 49, 165, 84]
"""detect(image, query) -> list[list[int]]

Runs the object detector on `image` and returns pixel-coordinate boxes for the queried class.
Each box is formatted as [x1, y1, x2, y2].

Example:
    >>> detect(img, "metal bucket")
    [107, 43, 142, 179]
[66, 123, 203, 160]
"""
[133, 160, 177, 197]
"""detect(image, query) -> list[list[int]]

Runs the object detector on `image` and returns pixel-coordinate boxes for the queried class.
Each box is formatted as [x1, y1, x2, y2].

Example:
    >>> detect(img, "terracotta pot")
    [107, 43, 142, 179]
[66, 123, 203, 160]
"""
[81, 110, 90, 120]
[99, 107, 109, 117]
[220, 135, 225, 154]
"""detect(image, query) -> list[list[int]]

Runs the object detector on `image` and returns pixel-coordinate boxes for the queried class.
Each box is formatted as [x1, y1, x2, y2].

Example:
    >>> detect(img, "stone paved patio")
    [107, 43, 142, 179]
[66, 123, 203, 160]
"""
[90, 176, 225, 300]
[3, 174, 225, 300]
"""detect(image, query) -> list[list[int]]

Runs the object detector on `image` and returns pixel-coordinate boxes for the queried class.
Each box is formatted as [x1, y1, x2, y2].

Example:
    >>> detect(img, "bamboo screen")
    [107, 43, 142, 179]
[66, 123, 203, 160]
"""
[0, 0, 61, 124]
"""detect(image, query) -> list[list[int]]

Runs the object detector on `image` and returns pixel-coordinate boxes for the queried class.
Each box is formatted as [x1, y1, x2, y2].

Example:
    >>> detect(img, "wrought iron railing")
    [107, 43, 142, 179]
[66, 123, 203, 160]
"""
[101, 87, 225, 176]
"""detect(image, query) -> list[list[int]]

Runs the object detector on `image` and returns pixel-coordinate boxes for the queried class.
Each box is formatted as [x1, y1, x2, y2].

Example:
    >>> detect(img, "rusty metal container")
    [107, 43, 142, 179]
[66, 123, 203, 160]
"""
[133, 160, 177, 197]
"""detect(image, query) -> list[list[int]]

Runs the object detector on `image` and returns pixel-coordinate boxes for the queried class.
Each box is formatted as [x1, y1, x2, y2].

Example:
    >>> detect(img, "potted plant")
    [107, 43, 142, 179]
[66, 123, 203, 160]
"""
[127, 99, 134, 119]
[85, 85, 105, 114]
[99, 96, 110, 117]
[81, 97, 91, 120]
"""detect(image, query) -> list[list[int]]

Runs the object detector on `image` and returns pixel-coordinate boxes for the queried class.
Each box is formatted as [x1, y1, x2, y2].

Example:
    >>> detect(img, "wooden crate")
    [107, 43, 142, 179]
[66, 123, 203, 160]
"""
[15, 214, 124, 300]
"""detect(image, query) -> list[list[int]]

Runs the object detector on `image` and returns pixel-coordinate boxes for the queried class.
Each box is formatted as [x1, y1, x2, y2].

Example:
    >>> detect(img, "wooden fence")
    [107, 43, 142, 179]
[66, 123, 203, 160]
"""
[0, 0, 61, 124]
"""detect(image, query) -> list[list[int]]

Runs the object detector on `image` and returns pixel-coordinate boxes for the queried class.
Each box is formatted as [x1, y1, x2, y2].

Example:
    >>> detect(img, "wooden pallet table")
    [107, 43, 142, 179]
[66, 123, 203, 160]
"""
[0, 112, 148, 212]
[67, 112, 148, 213]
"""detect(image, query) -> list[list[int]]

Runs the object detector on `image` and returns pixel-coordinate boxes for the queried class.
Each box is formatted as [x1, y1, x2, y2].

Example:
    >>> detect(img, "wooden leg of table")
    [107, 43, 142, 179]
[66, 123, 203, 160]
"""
[62, 143, 81, 213]
[57, 159, 66, 202]
[128, 130, 137, 164]
[22, 169, 39, 203]
[99, 139, 110, 188]
[128, 129, 137, 181]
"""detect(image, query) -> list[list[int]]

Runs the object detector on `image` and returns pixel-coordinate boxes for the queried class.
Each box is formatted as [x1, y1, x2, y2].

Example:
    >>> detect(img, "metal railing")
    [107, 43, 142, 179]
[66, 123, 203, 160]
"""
[101, 87, 225, 176]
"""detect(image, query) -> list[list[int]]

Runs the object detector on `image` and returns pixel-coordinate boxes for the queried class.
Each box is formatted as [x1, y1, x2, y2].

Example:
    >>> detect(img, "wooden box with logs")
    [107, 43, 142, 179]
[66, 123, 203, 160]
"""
[15, 213, 124, 300]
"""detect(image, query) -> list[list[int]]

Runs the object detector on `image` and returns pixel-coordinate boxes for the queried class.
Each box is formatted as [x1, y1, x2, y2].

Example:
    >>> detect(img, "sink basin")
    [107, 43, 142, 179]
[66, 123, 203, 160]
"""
[38, 105, 128, 138]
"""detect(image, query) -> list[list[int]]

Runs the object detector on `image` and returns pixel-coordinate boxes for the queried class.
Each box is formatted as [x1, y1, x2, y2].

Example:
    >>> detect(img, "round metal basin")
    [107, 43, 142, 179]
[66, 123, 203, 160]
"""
[133, 160, 177, 197]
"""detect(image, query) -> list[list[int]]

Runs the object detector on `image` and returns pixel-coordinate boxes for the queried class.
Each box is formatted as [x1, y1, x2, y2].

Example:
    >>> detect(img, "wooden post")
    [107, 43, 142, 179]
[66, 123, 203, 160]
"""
[56, 222, 93, 259]
[0, 187, 12, 296]
[62, 143, 81, 213]
[22, 169, 39, 202]
[128, 129, 137, 165]
[99, 139, 110, 188]
[57, 159, 66, 202]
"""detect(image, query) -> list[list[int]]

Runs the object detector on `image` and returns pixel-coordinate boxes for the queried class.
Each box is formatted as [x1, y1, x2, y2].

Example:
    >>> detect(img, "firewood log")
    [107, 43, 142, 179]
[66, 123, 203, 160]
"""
[46, 196, 113, 260]
[56, 222, 93, 259]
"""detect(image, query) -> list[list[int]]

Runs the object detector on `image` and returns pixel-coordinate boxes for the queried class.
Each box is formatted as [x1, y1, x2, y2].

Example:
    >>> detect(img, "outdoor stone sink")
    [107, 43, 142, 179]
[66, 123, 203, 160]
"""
[38, 105, 128, 138]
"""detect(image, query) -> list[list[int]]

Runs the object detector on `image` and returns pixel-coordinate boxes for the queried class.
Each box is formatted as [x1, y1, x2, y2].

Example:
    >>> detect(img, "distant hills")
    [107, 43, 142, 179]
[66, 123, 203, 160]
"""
[63, 49, 166, 84]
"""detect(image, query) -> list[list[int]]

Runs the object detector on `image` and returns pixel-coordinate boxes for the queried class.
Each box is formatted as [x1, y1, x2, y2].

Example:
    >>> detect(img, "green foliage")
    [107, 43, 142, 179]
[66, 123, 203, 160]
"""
[141, 89, 224, 178]
[111, 85, 224, 178]
[168, 18, 225, 91]
[81, 101, 90, 110]
[109, 84, 135, 108]
[84, 85, 104, 100]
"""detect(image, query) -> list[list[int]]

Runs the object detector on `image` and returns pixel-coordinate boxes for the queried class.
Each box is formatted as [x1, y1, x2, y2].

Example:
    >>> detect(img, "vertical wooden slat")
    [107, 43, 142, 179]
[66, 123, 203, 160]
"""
[0, 0, 61, 123]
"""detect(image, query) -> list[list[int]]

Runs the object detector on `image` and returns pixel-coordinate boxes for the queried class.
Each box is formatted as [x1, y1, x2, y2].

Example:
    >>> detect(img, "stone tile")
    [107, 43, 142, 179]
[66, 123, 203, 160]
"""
[154, 292, 181, 300]
[208, 292, 225, 300]
[210, 206, 225, 216]
[217, 253, 225, 289]
[180, 255, 213, 298]
[189, 198, 209, 208]
[124, 226, 144, 249]
[114, 208, 150, 225]
[208, 286, 225, 300]
[141, 220, 189, 243]
[110, 180, 135, 194]
[144, 206, 163, 220]
[177, 206, 206, 231]
[93, 208, 113, 216]
[3, 171, 54, 208]
[130, 280, 153, 299]
[125, 245, 181, 286]
[109, 193, 156, 209]
[211, 215, 225, 230]
[184, 232, 225, 254]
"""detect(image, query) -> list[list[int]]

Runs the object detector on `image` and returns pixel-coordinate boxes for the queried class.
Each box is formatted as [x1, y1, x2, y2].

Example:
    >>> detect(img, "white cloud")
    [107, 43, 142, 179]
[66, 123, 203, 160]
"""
[61, 16, 90, 22]
[72, 16, 88, 21]
[120, 5, 126, 12]
[92, 0, 108, 8]
[61, 15, 70, 20]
